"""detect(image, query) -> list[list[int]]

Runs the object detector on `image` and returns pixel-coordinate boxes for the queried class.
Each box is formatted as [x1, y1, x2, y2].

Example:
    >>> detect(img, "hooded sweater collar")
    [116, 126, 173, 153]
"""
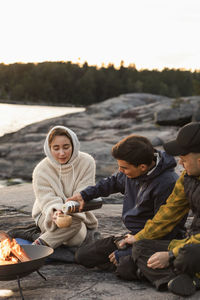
[136, 150, 177, 182]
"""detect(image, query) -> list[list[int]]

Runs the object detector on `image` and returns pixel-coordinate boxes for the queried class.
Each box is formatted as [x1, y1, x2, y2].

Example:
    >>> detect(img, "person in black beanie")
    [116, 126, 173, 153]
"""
[118, 122, 200, 297]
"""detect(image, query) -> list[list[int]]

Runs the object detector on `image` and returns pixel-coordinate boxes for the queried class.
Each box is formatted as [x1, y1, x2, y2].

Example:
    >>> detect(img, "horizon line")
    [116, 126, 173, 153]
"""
[0, 59, 199, 72]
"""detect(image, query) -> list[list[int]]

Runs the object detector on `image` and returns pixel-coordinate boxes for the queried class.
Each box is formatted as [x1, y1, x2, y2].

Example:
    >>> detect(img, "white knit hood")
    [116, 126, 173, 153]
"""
[44, 125, 80, 166]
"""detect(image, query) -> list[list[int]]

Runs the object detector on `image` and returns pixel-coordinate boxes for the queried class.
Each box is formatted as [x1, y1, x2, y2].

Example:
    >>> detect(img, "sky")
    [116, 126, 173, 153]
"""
[0, 0, 200, 71]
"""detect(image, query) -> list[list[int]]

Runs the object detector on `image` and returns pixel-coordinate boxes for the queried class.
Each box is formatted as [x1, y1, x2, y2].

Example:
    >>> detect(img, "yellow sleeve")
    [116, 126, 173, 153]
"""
[135, 172, 190, 241]
[169, 234, 200, 256]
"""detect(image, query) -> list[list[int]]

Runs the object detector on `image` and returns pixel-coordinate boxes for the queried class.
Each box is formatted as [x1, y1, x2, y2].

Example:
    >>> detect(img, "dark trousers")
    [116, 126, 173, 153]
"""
[75, 236, 118, 267]
[75, 235, 139, 278]
[132, 239, 200, 290]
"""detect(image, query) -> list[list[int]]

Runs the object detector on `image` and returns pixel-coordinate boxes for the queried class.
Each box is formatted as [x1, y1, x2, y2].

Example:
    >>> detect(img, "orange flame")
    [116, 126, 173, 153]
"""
[0, 238, 19, 265]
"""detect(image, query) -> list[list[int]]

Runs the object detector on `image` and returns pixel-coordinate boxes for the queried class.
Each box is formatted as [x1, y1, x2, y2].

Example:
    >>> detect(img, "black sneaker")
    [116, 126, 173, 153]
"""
[168, 274, 196, 296]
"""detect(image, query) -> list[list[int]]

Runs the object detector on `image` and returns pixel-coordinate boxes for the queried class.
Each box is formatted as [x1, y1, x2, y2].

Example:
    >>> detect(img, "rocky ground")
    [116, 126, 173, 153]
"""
[0, 184, 199, 300]
[1, 93, 200, 299]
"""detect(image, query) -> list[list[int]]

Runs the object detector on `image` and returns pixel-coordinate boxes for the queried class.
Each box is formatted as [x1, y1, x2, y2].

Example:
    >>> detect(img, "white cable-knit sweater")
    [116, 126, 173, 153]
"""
[32, 126, 98, 233]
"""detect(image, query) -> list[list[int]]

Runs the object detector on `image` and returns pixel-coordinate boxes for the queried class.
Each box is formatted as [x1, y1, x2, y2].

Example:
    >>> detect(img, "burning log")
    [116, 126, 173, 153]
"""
[0, 231, 31, 264]
[0, 231, 10, 242]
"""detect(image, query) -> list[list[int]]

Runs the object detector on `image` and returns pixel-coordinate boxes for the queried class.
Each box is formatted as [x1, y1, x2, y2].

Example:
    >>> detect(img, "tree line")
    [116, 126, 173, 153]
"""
[0, 61, 200, 106]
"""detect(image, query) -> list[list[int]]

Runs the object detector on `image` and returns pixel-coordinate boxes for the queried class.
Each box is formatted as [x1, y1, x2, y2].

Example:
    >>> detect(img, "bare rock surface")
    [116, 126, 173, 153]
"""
[0, 93, 200, 298]
[1, 93, 200, 181]
[0, 184, 199, 299]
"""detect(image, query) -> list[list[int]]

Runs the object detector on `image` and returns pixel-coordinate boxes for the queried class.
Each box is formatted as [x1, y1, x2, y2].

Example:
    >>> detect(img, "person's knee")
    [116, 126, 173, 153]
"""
[75, 242, 101, 268]
[75, 236, 117, 268]
[174, 244, 200, 275]
[75, 246, 90, 266]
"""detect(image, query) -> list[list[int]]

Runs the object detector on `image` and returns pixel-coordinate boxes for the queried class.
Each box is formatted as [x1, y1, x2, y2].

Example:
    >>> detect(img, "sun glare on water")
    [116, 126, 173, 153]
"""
[0, 104, 85, 137]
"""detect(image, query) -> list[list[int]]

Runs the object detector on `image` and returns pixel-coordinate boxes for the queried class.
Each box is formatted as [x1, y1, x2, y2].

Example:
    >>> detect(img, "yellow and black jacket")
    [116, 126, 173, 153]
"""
[135, 171, 200, 256]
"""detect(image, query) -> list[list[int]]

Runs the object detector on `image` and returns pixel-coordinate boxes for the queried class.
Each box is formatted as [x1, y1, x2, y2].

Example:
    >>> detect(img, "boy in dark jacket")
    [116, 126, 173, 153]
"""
[67, 134, 187, 274]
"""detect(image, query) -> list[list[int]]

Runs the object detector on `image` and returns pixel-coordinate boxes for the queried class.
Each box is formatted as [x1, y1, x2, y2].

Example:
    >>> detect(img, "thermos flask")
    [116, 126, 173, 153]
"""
[62, 197, 103, 214]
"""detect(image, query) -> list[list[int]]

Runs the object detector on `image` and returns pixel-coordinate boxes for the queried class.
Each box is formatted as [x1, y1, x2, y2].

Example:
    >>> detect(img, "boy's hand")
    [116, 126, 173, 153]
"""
[66, 193, 85, 211]
[109, 252, 118, 265]
[118, 234, 137, 247]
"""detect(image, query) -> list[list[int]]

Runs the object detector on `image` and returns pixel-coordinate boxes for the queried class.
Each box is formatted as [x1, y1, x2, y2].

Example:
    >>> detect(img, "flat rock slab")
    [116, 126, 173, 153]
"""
[0, 183, 34, 213]
[0, 184, 200, 299]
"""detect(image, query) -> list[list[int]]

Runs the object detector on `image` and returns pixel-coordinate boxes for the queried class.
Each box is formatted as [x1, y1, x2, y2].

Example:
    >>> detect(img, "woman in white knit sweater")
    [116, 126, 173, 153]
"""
[32, 125, 98, 249]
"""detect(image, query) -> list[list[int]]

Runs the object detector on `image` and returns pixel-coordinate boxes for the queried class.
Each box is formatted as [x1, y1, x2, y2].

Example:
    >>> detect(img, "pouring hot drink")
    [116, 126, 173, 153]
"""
[62, 198, 103, 214]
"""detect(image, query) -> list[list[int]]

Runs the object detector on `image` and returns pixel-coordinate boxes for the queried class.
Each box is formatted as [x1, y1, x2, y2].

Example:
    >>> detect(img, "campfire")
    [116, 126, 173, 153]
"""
[0, 231, 53, 300]
[0, 232, 31, 265]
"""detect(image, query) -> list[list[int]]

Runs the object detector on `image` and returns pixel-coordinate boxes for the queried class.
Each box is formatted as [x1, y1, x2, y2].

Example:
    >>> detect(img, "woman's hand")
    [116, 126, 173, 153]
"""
[147, 251, 170, 269]
[52, 210, 63, 223]
[66, 193, 85, 211]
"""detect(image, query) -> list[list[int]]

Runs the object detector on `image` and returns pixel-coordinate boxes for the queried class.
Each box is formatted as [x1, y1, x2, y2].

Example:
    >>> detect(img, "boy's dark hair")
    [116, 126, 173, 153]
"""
[112, 135, 154, 166]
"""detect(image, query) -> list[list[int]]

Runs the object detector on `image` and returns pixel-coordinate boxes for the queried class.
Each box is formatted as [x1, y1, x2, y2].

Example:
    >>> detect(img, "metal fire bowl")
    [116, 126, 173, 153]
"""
[0, 245, 54, 281]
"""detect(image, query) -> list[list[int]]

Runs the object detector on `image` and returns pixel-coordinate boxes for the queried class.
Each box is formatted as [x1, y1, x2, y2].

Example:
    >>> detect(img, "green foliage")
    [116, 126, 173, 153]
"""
[0, 62, 199, 106]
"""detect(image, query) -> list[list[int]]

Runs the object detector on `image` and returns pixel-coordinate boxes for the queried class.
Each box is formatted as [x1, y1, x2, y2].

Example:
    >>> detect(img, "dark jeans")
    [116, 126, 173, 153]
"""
[75, 235, 137, 276]
[75, 236, 118, 267]
[76, 236, 200, 288]
[132, 239, 200, 290]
